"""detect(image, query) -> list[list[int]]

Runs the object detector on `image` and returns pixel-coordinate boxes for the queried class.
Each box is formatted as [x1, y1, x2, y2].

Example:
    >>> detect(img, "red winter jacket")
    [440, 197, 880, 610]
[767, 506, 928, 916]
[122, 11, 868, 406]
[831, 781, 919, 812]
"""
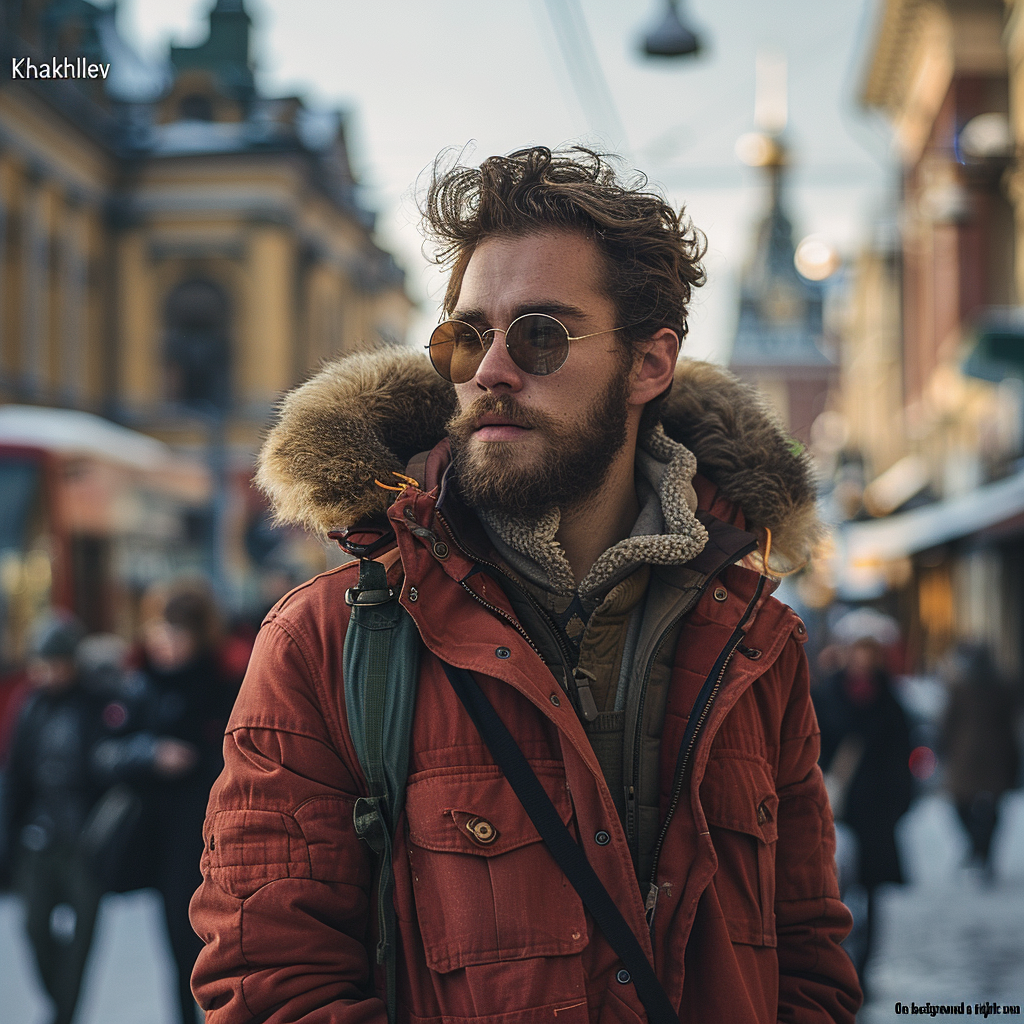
[190, 351, 860, 1023]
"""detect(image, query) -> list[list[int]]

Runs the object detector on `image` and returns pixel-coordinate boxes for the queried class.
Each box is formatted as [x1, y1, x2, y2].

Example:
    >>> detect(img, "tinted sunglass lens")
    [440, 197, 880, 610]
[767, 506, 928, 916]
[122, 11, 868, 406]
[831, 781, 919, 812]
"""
[429, 322, 483, 383]
[506, 314, 570, 376]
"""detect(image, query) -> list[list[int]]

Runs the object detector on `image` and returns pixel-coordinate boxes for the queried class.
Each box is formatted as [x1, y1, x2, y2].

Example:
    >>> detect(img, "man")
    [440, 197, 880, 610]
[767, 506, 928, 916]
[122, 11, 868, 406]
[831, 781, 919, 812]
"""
[190, 146, 861, 1023]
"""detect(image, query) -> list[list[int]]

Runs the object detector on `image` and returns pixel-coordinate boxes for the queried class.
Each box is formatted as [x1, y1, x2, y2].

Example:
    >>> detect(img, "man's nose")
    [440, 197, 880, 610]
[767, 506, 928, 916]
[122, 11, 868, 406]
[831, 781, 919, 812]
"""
[473, 329, 523, 390]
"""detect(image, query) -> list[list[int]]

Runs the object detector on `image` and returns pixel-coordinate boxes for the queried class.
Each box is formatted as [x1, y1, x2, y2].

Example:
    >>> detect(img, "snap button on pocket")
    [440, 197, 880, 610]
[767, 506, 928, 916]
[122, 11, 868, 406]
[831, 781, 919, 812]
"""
[616, 969, 631, 984]
[432, 541, 450, 559]
[713, 587, 728, 602]
[594, 830, 610, 845]
[465, 816, 498, 845]
[757, 800, 771, 826]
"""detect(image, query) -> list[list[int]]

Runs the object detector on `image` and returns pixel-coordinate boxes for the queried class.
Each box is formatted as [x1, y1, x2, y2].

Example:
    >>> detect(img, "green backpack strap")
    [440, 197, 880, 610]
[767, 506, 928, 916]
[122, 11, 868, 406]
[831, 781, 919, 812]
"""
[343, 557, 421, 1024]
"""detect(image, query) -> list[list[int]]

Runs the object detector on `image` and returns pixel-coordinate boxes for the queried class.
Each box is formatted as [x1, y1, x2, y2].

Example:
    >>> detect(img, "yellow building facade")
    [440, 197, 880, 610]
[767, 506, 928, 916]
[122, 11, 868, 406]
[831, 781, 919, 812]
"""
[0, 0, 412, 614]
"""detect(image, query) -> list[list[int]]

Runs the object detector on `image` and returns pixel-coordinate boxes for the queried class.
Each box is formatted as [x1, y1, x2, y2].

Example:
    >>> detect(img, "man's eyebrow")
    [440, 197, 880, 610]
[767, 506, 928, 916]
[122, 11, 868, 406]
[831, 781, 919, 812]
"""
[449, 302, 590, 325]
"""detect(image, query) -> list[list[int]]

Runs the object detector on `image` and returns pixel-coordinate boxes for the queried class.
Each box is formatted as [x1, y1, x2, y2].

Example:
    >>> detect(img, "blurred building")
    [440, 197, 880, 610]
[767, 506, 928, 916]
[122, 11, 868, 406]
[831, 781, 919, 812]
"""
[828, 0, 1024, 678]
[0, 0, 413, 630]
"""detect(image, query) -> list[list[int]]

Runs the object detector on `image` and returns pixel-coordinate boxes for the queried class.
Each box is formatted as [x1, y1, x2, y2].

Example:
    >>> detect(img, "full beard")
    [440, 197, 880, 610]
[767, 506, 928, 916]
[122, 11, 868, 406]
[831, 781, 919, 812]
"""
[446, 374, 630, 517]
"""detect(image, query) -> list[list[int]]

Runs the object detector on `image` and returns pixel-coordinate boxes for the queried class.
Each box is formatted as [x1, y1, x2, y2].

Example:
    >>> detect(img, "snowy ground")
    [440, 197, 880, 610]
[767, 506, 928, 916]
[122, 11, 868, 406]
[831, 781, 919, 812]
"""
[1, 792, 1022, 1023]
[858, 792, 1024, 1023]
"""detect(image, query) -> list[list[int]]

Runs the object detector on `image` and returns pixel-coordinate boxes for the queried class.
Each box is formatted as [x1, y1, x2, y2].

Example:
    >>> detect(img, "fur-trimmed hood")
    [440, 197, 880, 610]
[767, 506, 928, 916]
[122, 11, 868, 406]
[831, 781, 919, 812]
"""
[256, 348, 823, 572]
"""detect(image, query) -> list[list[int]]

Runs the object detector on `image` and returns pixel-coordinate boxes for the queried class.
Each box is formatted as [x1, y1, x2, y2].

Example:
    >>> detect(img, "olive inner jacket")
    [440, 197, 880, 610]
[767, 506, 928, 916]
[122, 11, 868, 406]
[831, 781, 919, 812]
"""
[189, 352, 860, 1024]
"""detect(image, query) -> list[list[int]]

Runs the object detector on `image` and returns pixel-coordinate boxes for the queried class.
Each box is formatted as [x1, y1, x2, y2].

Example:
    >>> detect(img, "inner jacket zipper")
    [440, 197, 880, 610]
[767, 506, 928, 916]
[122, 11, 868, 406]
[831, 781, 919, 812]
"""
[643, 574, 767, 934]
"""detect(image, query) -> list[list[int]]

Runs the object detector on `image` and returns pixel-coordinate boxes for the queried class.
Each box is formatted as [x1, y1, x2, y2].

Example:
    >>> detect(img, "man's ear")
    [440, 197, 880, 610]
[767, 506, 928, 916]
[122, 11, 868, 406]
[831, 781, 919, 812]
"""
[629, 328, 679, 408]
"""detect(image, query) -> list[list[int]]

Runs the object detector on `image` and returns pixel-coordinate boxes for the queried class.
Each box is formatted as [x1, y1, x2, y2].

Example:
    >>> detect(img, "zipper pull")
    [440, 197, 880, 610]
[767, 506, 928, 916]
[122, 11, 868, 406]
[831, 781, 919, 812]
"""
[645, 882, 660, 928]
[572, 667, 599, 722]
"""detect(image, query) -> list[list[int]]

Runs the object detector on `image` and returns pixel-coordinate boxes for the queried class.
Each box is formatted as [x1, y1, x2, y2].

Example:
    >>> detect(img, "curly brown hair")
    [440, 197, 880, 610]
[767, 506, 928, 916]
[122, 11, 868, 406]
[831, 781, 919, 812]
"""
[421, 145, 707, 353]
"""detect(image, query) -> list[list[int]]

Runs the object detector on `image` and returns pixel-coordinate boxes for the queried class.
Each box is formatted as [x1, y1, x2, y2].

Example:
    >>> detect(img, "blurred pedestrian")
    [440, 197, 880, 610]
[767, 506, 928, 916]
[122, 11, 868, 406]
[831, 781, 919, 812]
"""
[813, 608, 913, 992]
[939, 643, 1021, 878]
[137, 579, 240, 1024]
[81, 634, 198, 895]
[0, 611, 101, 1024]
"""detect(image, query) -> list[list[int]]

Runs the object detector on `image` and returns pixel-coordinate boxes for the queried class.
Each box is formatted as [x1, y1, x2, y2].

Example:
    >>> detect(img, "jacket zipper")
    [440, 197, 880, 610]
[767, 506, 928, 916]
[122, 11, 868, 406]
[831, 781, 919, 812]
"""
[643, 631, 741, 929]
[433, 509, 577, 687]
[457, 578, 542, 656]
[626, 570, 734, 863]
[643, 575, 767, 933]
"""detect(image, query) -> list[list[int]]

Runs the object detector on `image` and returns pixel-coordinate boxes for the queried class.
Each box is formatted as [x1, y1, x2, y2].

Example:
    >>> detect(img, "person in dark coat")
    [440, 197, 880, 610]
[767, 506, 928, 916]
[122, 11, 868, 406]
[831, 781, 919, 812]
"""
[137, 580, 240, 1024]
[939, 643, 1021, 876]
[814, 617, 913, 989]
[0, 612, 103, 1024]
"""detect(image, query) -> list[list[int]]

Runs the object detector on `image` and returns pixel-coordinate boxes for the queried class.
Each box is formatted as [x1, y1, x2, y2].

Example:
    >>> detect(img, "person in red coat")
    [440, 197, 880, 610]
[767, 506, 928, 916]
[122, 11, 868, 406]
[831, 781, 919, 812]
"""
[189, 145, 861, 1023]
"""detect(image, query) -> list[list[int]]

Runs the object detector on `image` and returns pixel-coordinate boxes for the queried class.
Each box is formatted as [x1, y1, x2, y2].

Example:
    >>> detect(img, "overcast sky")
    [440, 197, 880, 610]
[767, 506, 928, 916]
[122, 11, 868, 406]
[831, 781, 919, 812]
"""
[117, 0, 897, 363]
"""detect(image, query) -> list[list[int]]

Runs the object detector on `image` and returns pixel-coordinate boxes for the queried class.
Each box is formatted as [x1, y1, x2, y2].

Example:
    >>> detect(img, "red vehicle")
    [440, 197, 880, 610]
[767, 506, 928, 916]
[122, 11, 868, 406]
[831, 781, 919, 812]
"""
[0, 405, 210, 757]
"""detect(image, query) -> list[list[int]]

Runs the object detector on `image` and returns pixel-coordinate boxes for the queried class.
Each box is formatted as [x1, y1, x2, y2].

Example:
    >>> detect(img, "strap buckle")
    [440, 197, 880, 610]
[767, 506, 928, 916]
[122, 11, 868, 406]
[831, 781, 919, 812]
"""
[345, 585, 396, 607]
[346, 557, 397, 606]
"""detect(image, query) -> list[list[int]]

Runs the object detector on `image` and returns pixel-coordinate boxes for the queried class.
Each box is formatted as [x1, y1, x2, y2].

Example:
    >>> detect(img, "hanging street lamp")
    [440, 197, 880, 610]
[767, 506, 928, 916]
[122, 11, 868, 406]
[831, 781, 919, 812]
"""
[641, 0, 702, 58]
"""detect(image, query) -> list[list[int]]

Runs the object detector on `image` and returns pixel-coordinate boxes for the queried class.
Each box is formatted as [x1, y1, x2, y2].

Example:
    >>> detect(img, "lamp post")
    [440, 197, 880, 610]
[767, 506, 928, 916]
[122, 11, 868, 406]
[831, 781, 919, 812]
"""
[641, 0, 702, 58]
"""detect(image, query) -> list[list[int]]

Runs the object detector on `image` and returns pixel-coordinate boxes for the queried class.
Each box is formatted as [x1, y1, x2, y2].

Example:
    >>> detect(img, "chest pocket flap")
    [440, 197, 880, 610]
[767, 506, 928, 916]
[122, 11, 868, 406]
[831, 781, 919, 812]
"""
[700, 755, 778, 946]
[403, 765, 588, 973]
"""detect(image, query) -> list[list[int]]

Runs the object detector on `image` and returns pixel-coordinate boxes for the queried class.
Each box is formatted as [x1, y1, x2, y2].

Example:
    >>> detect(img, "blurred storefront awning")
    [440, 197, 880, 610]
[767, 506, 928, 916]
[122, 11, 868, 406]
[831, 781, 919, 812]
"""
[0, 405, 173, 469]
[836, 465, 1024, 599]
[0, 405, 210, 503]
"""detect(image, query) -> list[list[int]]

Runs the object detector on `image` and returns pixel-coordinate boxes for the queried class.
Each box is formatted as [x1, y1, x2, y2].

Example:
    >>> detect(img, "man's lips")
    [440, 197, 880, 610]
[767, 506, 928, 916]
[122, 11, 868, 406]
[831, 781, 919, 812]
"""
[472, 415, 532, 440]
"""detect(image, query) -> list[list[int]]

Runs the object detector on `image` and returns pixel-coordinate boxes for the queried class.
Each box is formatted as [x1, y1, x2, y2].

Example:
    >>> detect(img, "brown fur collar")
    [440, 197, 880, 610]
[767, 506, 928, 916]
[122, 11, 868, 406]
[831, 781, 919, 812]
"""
[256, 348, 823, 570]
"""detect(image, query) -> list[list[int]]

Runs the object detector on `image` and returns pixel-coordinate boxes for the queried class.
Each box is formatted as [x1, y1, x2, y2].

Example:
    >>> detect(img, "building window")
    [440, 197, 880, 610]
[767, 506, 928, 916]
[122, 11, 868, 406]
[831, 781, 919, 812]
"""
[163, 279, 231, 411]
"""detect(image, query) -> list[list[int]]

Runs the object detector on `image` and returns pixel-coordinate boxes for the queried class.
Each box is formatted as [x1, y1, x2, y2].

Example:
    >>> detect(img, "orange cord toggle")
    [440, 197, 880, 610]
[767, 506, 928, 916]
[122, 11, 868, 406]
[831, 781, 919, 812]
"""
[756, 525, 808, 578]
[373, 470, 421, 492]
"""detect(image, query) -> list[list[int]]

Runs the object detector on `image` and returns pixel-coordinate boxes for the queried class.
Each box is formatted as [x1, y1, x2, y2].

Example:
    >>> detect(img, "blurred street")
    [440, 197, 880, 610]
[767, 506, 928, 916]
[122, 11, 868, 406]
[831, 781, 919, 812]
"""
[0, 792, 1020, 1024]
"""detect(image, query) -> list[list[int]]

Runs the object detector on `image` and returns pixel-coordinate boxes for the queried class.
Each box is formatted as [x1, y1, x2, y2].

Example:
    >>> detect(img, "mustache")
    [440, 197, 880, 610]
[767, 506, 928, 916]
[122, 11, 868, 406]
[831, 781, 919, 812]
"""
[446, 394, 545, 438]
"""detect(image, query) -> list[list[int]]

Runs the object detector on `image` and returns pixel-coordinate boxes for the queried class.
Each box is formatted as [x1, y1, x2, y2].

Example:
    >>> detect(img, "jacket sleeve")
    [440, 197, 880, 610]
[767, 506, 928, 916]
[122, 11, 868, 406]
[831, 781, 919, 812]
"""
[772, 635, 863, 1024]
[189, 612, 385, 1024]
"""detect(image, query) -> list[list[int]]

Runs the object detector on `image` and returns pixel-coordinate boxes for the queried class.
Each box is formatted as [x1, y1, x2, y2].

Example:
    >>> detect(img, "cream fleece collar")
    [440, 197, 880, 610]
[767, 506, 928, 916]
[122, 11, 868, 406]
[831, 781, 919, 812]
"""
[480, 427, 709, 600]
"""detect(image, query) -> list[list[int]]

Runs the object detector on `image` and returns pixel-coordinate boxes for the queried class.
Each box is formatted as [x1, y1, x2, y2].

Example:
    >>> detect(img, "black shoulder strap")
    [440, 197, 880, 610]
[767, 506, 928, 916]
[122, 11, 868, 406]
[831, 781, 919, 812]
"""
[441, 662, 681, 1024]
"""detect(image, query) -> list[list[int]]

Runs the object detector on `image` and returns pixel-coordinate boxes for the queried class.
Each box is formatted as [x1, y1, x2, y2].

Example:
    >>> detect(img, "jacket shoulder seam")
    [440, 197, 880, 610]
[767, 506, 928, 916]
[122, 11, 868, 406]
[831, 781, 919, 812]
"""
[262, 560, 360, 623]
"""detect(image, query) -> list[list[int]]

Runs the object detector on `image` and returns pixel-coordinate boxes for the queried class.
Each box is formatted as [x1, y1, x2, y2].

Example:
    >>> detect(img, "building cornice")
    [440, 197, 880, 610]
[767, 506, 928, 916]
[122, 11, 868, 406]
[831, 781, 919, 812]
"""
[863, 0, 1007, 164]
[863, 0, 928, 112]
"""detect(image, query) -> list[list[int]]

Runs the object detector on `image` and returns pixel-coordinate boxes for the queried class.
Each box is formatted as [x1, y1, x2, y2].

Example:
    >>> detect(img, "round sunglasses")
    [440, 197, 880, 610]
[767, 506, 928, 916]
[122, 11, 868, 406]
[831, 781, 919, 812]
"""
[425, 312, 628, 384]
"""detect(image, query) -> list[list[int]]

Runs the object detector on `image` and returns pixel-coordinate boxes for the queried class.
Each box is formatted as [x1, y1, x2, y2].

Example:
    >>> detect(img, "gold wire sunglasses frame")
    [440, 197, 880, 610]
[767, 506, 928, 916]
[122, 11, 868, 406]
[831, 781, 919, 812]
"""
[425, 312, 630, 383]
